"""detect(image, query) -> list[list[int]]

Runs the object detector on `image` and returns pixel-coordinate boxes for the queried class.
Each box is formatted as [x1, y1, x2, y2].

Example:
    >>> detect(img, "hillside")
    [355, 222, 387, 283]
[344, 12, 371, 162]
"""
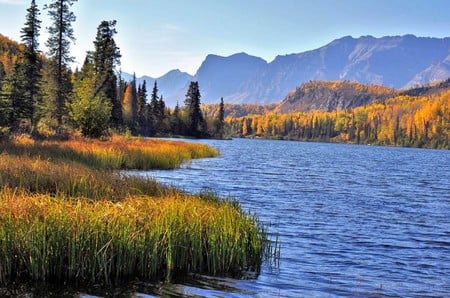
[0, 34, 23, 82]
[274, 81, 396, 113]
[226, 80, 450, 149]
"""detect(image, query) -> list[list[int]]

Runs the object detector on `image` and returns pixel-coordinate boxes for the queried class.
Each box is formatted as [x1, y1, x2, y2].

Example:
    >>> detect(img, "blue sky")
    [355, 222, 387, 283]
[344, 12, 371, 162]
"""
[1, 0, 449, 77]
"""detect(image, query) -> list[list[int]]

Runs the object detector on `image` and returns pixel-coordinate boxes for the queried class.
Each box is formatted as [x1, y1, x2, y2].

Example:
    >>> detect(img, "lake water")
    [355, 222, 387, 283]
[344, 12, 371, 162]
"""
[133, 138, 450, 297]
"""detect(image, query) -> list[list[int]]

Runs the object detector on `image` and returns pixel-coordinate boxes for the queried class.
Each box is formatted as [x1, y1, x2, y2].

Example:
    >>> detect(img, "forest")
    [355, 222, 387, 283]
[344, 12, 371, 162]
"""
[0, 0, 225, 140]
[226, 87, 450, 149]
[0, 0, 448, 149]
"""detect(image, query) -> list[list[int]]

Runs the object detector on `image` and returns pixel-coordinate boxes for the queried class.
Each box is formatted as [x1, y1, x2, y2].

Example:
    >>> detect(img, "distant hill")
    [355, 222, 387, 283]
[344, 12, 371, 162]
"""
[274, 81, 396, 113]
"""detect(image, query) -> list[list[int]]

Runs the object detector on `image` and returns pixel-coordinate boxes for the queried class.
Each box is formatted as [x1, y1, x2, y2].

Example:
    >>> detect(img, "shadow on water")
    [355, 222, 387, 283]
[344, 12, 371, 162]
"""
[0, 273, 263, 297]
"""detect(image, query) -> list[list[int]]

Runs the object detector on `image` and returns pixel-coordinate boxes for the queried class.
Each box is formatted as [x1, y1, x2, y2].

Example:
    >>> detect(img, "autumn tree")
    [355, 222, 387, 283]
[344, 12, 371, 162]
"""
[122, 74, 137, 131]
[43, 0, 77, 129]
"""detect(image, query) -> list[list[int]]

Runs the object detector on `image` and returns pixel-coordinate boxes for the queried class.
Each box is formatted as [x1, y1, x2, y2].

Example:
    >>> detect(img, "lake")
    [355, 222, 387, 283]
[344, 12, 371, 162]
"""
[131, 138, 450, 297]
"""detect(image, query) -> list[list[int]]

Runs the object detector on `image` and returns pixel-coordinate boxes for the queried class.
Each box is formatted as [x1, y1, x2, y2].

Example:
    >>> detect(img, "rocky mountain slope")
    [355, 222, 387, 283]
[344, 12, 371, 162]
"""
[125, 35, 450, 107]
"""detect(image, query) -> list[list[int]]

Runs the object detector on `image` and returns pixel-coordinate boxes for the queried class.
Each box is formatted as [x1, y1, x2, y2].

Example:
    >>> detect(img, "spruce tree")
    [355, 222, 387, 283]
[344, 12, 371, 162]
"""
[0, 63, 28, 128]
[214, 97, 225, 138]
[20, 0, 42, 130]
[92, 20, 122, 127]
[136, 80, 148, 135]
[169, 101, 182, 135]
[148, 81, 159, 134]
[44, 0, 77, 128]
[184, 81, 205, 137]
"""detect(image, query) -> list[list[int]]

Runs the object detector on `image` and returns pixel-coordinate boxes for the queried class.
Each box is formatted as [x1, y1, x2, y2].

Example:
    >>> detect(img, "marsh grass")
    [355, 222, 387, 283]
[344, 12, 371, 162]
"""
[0, 136, 272, 287]
[1, 135, 219, 171]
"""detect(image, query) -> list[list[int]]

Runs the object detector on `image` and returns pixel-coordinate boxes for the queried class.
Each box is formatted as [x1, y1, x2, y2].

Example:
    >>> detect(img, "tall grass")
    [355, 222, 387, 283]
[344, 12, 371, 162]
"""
[0, 135, 219, 170]
[0, 136, 273, 287]
[0, 190, 268, 285]
[0, 154, 171, 200]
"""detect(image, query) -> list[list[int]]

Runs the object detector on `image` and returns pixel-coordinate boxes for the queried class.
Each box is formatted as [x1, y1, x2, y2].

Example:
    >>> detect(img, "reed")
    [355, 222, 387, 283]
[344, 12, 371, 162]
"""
[0, 154, 171, 200]
[0, 190, 268, 285]
[0, 136, 272, 287]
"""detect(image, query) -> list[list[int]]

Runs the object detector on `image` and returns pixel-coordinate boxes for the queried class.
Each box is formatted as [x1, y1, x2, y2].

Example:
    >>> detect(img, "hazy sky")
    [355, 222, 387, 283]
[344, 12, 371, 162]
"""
[1, 0, 449, 77]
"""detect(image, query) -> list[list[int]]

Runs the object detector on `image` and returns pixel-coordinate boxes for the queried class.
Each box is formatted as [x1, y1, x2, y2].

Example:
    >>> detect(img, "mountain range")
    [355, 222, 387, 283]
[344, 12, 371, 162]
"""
[123, 34, 450, 107]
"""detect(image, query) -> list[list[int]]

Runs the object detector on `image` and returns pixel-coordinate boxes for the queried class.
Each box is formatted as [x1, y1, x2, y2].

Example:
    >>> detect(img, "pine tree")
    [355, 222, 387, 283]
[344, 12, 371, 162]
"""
[92, 20, 121, 128]
[169, 101, 182, 135]
[184, 81, 205, 137]
[0, 63, 27, 128]
[44, 0, 77, 128]
[214, 97, 225, 138]
[136, 80, 148, 135]
[147, 81, 159, 134]
[20, 0, 42, 130]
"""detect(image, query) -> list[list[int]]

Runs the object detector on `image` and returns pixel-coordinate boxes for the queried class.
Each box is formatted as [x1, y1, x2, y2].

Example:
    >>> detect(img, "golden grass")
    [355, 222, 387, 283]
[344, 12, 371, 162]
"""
[0, 190, 266, 285]
[2, 135, 219, 170]
[0, 136, 271, 286]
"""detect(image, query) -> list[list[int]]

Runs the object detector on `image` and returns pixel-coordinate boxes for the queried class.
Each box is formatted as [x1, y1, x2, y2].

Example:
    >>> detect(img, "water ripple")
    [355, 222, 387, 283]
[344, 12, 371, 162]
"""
[133, 139, 450, 297]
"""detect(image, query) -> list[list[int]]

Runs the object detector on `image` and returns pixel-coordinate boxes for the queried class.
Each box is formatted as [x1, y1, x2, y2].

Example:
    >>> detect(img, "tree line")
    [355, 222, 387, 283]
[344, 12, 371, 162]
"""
[227, 91, 450, 149]
[0, 0, 225, 139]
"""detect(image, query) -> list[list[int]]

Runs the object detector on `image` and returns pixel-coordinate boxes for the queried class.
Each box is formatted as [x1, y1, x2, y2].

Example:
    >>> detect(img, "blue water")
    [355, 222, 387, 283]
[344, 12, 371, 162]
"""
[132, 138, 450, 297]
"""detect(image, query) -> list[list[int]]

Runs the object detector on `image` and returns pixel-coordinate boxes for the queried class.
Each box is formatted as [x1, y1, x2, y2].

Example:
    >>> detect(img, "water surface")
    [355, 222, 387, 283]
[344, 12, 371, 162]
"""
[134, 139, 450, 297]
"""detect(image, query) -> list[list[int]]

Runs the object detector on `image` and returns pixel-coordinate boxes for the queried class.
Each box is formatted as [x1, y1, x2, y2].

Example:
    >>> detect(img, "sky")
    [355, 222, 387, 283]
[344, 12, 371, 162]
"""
[1, 0, 449, 78]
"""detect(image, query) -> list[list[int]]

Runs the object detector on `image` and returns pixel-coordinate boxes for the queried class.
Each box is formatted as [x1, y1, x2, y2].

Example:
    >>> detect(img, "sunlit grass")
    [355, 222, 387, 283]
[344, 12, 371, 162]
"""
[0, 136, 272, 286]
[2, 135, 219, 170]
[0, 190, 267, 285]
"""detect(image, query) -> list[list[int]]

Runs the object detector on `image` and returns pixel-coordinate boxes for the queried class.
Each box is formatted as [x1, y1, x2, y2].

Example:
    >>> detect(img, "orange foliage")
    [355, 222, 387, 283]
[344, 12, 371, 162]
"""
[227, 89, 450, 149]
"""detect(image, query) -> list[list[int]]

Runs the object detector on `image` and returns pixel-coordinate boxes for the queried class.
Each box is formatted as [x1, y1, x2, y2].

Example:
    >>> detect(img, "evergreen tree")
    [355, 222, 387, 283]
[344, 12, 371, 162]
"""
[149, 80, 159, 115]
[44, 0, 77, 128]
[214, 97, 225, 138]
[184, 81, 205, 137]
[20, 0, 42, 130]
[147, 80, 159, 134]
[116, 71, 127, 127]
[92, 20, 121, 127]
[0, 63, 27, 128]
[136, 80, 148, 135]
[169, 101, 183, 135]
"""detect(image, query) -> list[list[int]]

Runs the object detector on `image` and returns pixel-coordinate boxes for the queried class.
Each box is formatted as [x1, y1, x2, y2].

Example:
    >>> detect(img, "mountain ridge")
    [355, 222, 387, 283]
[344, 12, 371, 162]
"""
[124, 34, 450, 107]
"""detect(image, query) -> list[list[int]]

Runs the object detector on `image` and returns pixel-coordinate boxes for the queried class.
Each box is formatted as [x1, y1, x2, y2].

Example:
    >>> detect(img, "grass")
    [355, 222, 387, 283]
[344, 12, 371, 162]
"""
[0, 135, 273, 287]
[2, 135, 219, 171]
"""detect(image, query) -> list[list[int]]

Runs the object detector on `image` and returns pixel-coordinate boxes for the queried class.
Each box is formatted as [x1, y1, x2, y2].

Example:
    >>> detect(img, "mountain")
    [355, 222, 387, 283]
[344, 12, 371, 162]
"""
[126, 35, 450, 106]
[121, 69, 193, 106]
[238, 35, 450, 105]
[193, 53, 267, 103]
[274, 81, 396, 113]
